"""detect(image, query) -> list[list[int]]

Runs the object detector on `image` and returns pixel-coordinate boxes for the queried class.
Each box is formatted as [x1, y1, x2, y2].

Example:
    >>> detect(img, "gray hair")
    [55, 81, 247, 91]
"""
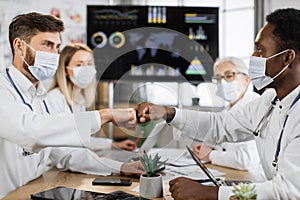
[213, 57, 249, 76]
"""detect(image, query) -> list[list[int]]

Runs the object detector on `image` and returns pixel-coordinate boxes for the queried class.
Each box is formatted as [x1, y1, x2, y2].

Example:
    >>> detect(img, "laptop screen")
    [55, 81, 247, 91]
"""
[186, 146, 223, 186]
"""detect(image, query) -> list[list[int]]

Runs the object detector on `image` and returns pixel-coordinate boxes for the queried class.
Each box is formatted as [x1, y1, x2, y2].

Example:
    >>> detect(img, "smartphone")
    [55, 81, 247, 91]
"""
[92, 178, 132, 186]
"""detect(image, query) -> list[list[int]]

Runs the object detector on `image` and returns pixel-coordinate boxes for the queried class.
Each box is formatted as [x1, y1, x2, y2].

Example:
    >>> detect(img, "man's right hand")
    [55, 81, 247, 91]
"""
[136, 102, 175, 123]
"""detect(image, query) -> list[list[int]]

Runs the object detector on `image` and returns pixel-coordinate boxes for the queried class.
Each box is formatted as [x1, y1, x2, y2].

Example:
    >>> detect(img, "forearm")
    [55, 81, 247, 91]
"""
[210, 141, 260, 170]
[50, 147, 123, 175]
[0, 102, 100, 151]
[210, 150, 251, 170]
[86, 137, 112, 151]
[170, 108, 254, 144]
[99, 109, 113, 125]
[169, 108, 216, 142]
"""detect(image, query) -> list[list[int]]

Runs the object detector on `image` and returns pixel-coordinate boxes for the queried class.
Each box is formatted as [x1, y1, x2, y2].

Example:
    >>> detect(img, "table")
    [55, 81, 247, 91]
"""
[3, 163, 254, 200]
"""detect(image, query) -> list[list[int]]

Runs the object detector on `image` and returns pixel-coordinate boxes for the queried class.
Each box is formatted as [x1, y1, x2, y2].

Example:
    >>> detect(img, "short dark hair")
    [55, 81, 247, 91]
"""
[266, 8, 300, 53]
[9, 12, 64, 56]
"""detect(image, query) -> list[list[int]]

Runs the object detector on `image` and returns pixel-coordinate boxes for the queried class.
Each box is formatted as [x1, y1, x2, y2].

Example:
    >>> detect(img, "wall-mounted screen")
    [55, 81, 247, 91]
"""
[87, 5, 219, 83]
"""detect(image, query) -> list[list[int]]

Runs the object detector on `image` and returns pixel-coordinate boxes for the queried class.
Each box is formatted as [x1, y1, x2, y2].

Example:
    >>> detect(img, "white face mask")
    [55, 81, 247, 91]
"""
[22, 41, 60, 81]
[216, 79, 242, 103]
[69, 65, 97, 88]
[249, 49, 290, 90]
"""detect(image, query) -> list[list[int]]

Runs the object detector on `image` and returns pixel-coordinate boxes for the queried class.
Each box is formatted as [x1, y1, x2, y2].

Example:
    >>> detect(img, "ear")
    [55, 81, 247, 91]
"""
[243, 76, 251, 88]
[285, 49, 296, 65]
[66, 67, 73, 78]
[13, 38, 24, 56]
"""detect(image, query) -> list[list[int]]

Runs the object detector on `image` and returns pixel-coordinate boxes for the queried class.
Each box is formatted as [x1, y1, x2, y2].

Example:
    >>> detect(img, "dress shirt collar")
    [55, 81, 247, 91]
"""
[8, 65, 47, 99]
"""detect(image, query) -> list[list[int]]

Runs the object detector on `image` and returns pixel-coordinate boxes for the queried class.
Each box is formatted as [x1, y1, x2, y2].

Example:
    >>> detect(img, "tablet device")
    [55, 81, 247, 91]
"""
[186, 145, 222, 186]
[186, 146, 252, 186]
[30, 187, 106, 200]
[92, 178, 132, 186]
[31, 187, 139, 200]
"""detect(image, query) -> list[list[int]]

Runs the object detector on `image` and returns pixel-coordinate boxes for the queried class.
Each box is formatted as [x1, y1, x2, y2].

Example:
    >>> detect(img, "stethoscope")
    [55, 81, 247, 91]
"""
[252, 92, 300, 168]
[252, 96, 278, 137]
[272, 91, 300, 168]
[6, 68, 50, 156]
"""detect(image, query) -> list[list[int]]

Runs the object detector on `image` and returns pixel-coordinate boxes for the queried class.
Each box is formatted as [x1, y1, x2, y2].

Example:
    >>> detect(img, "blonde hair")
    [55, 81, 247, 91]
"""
[48, 43, 97, 110]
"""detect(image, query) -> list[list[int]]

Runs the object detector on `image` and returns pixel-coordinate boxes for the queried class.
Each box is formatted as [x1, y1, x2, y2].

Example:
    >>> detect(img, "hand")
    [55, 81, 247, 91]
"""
[136, 102, 175, 123]
[120, 161, 145, 177]
[112, 139, 137, 151]
[192, 143, 212, 163]
[111, 108, 137, 131]
[169, 177, 219, 200]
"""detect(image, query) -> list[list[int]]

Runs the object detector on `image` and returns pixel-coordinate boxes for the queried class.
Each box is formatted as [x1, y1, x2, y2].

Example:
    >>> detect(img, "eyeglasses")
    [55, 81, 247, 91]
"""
[212, 71, 246, 83]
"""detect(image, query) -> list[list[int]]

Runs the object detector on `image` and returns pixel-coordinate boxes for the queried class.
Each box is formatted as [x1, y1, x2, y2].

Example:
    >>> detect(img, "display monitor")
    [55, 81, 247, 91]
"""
[87, 5, 219, 83]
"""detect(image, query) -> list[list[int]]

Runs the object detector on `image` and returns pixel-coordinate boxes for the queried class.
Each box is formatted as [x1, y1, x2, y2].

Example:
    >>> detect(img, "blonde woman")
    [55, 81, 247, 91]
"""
[47, 43, 136, 151]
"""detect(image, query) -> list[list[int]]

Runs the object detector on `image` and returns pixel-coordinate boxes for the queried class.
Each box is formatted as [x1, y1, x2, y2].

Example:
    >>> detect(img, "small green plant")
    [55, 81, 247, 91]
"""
[232, 183, 257, 200]
[139, 151, 167, 177]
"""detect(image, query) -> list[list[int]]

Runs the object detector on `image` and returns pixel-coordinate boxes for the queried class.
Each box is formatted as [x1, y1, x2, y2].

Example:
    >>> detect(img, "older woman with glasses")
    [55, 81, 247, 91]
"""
[193, 57, 263, 174]
[212, 57, 258, 109]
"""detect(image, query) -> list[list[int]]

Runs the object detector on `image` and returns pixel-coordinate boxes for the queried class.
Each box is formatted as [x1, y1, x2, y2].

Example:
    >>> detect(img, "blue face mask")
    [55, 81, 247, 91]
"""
[248, 49, 290, 90]
[22, 41, 60, 81]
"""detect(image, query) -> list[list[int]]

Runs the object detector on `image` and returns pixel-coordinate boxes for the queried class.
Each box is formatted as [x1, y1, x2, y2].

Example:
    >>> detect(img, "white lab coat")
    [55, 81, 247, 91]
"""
[209, 91, 261, 171]
[170, 86, 300, 199]
[0, 66, 123, 198]
[46, 88, 113, 150]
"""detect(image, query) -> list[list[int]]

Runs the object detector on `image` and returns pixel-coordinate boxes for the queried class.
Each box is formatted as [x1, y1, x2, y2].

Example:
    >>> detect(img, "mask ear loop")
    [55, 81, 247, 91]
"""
[22, 40, 36, 52]
[272, 64, 289, 80]
[20, 40, 36, 68]
[269, 49, 292, 80]
[267, 49, 291, 60]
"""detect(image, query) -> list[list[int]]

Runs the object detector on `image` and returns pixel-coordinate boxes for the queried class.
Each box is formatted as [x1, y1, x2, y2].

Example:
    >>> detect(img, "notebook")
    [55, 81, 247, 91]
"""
[97, 120, 166, 162]
[186, 146, 252, 186]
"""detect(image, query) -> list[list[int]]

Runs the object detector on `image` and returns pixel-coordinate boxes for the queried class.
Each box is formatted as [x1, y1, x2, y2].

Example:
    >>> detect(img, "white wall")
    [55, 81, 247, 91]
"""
[0, 0, 109, 71]
[0, 0, 254, 70]
[267, 0, 300, 12]
[3, 0, 299, 73]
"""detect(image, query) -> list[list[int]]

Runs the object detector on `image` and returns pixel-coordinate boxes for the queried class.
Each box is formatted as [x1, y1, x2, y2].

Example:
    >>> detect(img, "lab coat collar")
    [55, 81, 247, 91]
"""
[8, 65, 47, 99]
[278, 85, 300, 114]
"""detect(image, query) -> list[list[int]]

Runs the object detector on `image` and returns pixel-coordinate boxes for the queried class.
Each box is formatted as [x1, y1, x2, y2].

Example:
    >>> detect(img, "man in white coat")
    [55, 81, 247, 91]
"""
[137, 8, 300, 200]
[0, 12, 144, 198]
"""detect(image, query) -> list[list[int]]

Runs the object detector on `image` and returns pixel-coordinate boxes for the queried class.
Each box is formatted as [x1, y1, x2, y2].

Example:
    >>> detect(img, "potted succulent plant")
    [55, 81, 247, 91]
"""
[230, 183, 257, 200]
[139, 151, 167, 199]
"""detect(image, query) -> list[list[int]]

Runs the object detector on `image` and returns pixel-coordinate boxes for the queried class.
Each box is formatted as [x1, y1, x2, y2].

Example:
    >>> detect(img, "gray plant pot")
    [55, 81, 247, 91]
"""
[139, 173, 163, 199]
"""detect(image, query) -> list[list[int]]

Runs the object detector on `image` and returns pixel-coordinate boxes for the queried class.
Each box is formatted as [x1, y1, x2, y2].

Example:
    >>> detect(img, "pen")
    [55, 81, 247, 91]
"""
[135, 131, 144, 145]
[195, 178, 221, 183]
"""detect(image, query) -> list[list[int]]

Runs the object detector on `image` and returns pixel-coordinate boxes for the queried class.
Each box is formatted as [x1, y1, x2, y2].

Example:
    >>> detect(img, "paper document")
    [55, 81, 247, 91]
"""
[148, 148, 197, 166]
[163, 165, 225, 181]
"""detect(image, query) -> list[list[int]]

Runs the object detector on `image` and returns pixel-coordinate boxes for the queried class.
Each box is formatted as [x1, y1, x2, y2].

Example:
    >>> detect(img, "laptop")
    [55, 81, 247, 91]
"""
[186, 146, 251, 186]
[96, 120, 166, 162]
